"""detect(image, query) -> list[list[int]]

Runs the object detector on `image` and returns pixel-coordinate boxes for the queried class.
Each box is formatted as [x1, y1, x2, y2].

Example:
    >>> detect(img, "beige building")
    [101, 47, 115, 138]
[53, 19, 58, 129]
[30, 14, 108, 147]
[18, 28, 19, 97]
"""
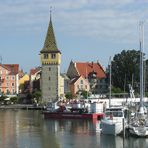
[70, 76, 90, 96]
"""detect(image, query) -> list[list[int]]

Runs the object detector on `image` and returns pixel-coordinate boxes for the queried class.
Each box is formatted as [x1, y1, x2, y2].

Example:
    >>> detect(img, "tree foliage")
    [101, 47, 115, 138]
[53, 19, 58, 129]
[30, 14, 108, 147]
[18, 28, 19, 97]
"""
[65, 92, 73, 99]
[111, 50, 141, 92]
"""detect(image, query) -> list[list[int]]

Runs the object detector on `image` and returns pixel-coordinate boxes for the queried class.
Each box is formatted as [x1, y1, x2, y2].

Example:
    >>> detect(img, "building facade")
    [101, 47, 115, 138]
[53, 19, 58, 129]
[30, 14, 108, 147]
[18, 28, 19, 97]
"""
[67, 61, 107, 95]
[40, 14, 61, 103]
[69, 76, 90, 96]
[29, 67, 41, 93]
[0, 64, 19, 95]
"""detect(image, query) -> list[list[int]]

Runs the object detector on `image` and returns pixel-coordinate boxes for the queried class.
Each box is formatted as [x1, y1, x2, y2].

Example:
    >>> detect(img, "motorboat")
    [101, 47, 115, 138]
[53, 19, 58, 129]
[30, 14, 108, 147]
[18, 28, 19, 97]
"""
[100, 106, 127, 135]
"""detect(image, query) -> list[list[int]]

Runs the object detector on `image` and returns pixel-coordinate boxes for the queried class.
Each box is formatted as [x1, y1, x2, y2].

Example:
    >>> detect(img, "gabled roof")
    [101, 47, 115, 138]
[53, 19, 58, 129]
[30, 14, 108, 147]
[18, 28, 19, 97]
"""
[30, 67, 41, 75]
[70, 75, 89, 84]
[75, 62, 106, 78]
[3, 64, 19, 75]
[70, 76, 81, 84]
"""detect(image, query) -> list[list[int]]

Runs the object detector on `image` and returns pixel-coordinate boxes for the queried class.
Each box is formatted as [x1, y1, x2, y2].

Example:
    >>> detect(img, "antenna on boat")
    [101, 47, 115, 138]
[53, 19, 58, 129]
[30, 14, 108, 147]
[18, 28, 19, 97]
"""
[139, 21, 145, 114]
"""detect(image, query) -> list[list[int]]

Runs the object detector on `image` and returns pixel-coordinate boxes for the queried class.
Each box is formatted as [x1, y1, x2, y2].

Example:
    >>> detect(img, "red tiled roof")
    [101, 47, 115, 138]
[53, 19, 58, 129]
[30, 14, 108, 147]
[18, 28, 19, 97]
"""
[4, 64, 19, 75]
[75, 62, 106, 78]
[30, 67, 41, 75]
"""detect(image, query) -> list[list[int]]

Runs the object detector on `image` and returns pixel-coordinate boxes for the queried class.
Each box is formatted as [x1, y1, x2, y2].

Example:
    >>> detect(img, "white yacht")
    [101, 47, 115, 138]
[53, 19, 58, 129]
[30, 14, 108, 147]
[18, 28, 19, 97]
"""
[100, 106, 127, 135]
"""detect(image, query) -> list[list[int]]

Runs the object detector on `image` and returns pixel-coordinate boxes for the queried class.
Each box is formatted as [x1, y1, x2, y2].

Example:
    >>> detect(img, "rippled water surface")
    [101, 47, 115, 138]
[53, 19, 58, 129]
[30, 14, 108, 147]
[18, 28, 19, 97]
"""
[0, 110, 148, 148]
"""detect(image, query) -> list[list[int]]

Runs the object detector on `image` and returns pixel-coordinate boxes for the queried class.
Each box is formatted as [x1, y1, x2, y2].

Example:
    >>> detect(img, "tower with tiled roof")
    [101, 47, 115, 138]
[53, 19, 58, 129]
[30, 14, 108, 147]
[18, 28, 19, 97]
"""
[40, 10, 61, 103]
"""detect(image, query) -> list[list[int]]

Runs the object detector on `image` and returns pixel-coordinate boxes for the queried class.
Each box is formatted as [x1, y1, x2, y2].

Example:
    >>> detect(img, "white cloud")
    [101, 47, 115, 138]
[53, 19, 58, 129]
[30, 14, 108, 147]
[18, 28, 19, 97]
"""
[0, 0, 148, 43]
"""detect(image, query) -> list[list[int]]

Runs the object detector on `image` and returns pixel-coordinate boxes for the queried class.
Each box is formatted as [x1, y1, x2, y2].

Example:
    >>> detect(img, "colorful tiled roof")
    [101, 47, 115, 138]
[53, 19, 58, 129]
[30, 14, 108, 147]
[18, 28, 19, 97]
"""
[40, 13, 60, 53]
[75, 62, 106, 78]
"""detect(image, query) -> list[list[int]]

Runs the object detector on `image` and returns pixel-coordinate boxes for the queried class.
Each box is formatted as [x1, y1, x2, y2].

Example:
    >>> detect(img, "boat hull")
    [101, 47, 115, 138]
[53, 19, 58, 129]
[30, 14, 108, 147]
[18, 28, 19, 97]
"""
[100, 119, 123, 135]
[129, 125, 148, 137]
[43, 111, 104, 120]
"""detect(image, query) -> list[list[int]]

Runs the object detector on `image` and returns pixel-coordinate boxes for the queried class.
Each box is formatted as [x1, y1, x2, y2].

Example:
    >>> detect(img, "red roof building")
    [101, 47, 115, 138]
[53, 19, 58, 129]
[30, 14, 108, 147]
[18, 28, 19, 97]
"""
[67, 61, 108, 95]
[76, 62, 106, 79]
[0, 64, 19, 95]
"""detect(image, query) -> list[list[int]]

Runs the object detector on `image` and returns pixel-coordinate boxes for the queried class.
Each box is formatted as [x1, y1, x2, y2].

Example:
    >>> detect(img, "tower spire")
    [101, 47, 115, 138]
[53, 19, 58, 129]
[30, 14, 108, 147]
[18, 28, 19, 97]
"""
[40, 7, 60, 53]
[50, 6, 52, 23]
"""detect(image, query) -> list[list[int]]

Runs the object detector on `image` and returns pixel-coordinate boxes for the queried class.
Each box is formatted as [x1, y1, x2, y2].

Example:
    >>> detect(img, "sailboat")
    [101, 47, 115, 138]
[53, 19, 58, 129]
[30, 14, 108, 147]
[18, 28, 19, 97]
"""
[100, 57, 127, 135]
[128, 22, 148, 137]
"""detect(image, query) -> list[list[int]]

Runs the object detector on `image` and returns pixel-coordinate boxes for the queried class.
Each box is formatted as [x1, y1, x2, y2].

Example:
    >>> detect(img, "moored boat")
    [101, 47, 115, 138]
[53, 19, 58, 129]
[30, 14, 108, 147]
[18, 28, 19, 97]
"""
[100, 106, 127, 135]
[128, 22, 148, 137]
[43, 101, 104, 120]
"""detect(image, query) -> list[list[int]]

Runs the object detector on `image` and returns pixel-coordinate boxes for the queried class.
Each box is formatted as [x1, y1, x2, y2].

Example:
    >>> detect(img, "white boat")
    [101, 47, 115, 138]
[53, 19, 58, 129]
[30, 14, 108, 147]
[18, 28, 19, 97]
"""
[100, 106, 127, 135]
[128, 22, 148, 137]
[100, 57, 127, 135]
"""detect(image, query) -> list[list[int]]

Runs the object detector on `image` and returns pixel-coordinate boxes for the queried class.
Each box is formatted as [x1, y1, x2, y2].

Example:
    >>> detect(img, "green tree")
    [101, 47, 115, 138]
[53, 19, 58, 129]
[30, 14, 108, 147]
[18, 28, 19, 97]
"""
[111, 50, 140, 92]
[10, 97, 18, 104]
[32, 90, 42, 104]
[80, 90, 89, 99]
[65, 92, 73, 99]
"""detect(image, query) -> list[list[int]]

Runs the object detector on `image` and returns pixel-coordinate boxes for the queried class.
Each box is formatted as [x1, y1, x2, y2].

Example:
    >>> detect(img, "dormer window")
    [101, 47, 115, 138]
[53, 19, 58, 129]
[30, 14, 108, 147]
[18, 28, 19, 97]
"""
[44, 54, 48, 59]
[51, 53, 56, 59]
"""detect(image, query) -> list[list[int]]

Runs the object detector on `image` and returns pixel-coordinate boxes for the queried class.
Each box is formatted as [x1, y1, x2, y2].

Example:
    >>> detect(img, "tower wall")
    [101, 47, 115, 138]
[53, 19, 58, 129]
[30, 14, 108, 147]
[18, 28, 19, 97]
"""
[41, 64, 60, 103]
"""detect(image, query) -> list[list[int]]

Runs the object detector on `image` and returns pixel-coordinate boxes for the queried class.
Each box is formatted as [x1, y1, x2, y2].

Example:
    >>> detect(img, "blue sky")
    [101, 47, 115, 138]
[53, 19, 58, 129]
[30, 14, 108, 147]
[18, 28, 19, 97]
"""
[0, 0, 148, 73]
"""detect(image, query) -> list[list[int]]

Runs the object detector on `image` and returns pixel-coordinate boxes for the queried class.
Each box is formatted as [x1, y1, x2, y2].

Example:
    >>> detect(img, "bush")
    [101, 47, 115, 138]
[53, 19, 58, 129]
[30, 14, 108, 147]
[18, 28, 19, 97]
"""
[10, 97, 18, 104]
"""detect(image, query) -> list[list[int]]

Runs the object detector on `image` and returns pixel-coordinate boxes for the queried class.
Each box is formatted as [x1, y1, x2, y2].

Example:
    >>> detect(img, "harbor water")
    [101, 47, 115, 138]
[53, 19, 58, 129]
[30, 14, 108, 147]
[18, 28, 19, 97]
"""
[0, 110, 148, 148]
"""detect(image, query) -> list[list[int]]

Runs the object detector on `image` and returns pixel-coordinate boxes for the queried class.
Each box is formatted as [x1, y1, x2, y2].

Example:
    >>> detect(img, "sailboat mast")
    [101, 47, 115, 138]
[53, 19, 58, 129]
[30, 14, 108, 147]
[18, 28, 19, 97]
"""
[109, 56, 112, 107]
[139, 21, 144, 108]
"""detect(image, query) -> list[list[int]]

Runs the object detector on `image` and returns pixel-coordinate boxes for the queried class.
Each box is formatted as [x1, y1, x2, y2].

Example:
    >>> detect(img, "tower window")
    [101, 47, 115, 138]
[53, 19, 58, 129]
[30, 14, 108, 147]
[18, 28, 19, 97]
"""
[49, 77, 50, 80]
[49, 67, 51, 71]
[51, 53, 56, 59]
[44, 54, 48, 59]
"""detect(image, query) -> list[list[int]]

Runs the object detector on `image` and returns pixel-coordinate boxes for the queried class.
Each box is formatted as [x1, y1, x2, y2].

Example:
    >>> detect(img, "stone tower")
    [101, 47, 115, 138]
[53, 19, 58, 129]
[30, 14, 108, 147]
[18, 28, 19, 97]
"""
[40, 12, 61, 103]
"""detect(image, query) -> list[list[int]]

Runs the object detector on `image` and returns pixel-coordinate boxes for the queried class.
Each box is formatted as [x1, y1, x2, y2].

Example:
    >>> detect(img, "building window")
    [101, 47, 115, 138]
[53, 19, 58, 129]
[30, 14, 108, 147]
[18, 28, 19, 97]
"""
[80, 80, 83, 84]
[44, 54, 48, 59]
[6, 83, 9, 87]
[12, 83, 14, 87]
[6, 76, 9, 80]
[80, 85, 83, 89]
[49, 77, 50, 80]
[0, 83, 1, 87]
[49, 67, 51, 71]
[12, 76, 15, 80]
[51, 53, 56, 59]
[6, 89, 9, 94]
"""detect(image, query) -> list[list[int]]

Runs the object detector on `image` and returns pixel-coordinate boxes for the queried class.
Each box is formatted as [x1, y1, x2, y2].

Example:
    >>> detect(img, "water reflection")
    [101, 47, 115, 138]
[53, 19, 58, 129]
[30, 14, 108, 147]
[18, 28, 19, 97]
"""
[0, 110, 148, 148]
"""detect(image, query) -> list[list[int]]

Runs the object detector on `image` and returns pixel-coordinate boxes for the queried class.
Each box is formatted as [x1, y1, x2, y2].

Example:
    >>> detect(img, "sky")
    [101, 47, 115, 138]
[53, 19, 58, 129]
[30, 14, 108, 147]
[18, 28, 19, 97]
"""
[0, 0, 148, 73]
